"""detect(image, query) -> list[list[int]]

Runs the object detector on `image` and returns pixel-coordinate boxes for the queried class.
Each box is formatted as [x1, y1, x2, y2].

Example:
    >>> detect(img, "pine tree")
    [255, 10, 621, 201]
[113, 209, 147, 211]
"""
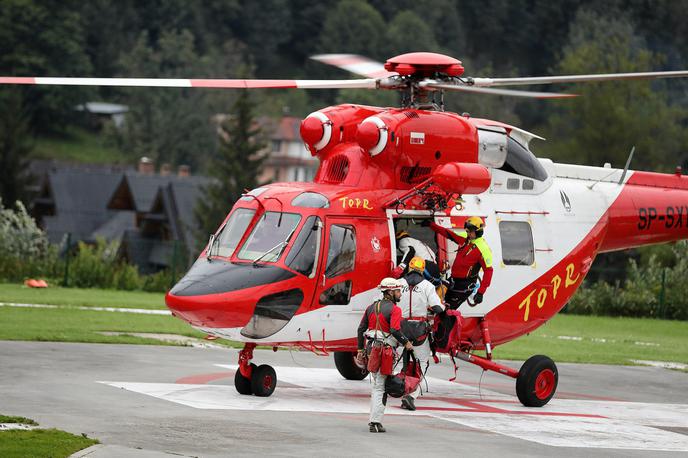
[195, 90, 266, 243]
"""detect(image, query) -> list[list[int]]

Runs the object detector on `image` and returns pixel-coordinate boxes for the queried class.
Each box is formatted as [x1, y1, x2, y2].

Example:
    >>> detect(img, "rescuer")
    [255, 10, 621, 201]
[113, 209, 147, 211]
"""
[393, 229, 441, 284]
[356, 277, 412, 433]
[425, 216, 493, 309]
[397, 257, 444, 411]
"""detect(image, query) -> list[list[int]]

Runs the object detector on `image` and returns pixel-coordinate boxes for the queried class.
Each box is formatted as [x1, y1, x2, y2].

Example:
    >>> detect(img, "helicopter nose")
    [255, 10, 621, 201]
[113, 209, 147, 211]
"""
[164, 258, 297, 329]
[165, 288, 254, 328]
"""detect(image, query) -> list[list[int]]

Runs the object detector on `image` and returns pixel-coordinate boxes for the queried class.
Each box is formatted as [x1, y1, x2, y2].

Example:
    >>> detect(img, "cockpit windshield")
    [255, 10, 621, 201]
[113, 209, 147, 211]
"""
[212, 208, 256, 258]
[237, 212, 301, 262]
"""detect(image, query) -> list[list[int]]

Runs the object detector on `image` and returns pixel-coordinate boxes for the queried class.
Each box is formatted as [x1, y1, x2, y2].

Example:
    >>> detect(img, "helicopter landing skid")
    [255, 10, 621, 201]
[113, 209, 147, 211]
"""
[235, 343, 277, 397]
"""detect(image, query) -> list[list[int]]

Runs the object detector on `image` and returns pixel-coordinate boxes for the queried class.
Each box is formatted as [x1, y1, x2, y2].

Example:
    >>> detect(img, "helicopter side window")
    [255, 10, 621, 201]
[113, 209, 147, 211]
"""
[214, 208, 256, 258]
[499, 221, 534, 265]
[285, 216, 322, 277]
[499, 137, 548, 181]
[237, 212, 301, 262]
[320, 280, 352, 305]
[325, 225, 356, 278]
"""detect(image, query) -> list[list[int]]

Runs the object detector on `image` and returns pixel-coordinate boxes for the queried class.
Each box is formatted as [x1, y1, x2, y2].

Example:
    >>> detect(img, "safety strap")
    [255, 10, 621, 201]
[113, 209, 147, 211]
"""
[449, 350, 459, 382]
[372, 300, 390, 340]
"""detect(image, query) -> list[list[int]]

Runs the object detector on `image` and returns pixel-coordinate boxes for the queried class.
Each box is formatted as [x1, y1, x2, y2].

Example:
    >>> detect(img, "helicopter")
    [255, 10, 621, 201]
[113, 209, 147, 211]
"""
[4, 52, 688, 407]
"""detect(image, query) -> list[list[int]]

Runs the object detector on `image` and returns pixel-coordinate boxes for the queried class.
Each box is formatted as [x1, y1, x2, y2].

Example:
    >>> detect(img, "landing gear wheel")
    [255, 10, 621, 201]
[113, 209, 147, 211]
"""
[516, 355, 558, 407]
[235, 363, 257, 395]
[334, 351, 369, 380]
[251, 364, 277, 397]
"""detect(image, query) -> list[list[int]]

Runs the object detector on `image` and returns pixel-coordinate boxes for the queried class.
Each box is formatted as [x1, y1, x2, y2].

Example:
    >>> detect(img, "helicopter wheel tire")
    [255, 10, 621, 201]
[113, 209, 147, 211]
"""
[516, 355, 558, 407]
[334, 351, 369, 380]
[234, 363, 257, 395]
[251, 364, 277, 397]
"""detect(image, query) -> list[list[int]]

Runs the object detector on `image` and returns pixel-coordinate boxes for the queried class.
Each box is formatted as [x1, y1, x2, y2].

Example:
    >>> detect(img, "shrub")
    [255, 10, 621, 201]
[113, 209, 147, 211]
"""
[566, 241, 688, 320]
[0, 199, 58, 281]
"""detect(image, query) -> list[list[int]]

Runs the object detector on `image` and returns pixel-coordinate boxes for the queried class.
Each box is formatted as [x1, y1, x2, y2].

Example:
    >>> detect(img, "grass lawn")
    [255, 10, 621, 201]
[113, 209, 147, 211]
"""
[33, 127, 127, 164]
[0, 415, 97, 458]
[0, 283, 686, 365]
[0, 306, 211, 345]
[0, 283, 165, 309]
[498, 314, 688, 365]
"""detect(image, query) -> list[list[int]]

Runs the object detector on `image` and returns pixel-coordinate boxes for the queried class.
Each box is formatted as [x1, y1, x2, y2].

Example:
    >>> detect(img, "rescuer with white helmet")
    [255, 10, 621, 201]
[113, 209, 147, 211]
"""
[356, 277, 412, 433]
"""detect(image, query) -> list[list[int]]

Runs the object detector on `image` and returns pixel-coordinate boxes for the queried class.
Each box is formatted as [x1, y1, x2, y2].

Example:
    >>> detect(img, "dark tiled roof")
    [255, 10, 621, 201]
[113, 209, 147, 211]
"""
[41, 169, 123, 243]
[90, 210, 136, 242]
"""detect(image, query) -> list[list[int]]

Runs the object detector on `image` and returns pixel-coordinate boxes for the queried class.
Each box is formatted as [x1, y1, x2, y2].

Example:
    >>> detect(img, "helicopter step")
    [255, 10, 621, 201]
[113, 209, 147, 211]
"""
[234, 343, 277, 397]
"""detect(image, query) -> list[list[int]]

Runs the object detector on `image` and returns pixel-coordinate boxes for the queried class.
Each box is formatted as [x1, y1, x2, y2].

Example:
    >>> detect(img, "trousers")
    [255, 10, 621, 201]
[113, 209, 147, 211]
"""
[409, 339, 430, 400]
[369, 371, 387, 423]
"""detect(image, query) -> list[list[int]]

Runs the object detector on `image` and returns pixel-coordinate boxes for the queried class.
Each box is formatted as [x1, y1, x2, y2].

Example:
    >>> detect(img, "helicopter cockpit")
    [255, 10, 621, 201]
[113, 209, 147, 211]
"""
[166, 185, 360, 341]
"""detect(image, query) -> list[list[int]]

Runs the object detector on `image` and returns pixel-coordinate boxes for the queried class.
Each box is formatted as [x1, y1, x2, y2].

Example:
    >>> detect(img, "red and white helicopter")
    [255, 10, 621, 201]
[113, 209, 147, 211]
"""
[5, 52, 688, 407]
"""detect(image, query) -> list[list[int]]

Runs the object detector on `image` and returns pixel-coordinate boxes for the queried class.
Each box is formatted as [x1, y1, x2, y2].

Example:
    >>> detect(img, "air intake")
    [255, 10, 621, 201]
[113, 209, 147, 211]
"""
[400, 165, 431, 184]
[324, 155, 349, 183]
[404, 111, 420, 118]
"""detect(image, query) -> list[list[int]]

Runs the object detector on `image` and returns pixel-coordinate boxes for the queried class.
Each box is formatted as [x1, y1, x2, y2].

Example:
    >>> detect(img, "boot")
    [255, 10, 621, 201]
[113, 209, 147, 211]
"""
[369, 422, 386, 433]
[401, 395, 416, 411]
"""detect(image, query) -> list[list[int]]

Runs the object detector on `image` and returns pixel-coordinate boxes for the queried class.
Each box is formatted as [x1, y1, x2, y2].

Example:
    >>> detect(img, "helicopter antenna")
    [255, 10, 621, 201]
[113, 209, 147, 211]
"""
[618, 146, 636, 185]
[587, 146, 635, 190]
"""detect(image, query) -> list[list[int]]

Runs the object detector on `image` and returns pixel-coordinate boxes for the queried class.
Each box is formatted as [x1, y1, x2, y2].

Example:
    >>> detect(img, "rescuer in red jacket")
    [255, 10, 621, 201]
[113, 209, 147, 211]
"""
[356, 277, 412, 433]
[426, 216, 493, 309]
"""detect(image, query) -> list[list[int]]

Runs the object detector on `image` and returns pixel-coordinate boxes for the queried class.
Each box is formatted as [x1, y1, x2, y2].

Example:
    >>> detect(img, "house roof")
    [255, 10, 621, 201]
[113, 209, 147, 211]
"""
[38, 168, 123, 243]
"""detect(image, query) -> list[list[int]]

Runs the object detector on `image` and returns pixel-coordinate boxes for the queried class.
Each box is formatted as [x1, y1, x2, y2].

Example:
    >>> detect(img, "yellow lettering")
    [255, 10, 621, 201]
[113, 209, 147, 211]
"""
[537, 289, 547, 309]
[363, 199, 373, 210]
[565, 263, 580, 287]
[355, 198, 361, 208]
[348, 199, 354, 208]
[339, 197, 347, 209]
[551, 275, 561, 299]
[518, 290, 536, 322]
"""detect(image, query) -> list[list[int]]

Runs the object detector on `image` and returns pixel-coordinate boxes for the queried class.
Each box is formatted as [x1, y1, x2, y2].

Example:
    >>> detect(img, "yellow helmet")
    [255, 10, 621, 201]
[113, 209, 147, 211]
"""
[395, 230, 409, 240]
[464, 216, 485, 232]
[408, 257, 425, 273]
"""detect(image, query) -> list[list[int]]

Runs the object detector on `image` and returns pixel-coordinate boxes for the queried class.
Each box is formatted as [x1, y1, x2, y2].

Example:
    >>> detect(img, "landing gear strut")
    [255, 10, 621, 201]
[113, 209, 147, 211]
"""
[455, 318, 559, 407]
[234, 343, 278, 397]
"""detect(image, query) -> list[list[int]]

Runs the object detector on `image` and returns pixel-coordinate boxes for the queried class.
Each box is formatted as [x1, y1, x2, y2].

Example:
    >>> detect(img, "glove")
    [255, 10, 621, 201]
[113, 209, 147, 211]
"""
[391, 265, 404, 278]
[471, 292, 483, 306]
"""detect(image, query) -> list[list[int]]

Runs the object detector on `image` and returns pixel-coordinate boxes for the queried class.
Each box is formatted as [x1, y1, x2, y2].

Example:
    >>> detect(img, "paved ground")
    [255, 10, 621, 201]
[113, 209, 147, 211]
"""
[0, 341, 687, 457]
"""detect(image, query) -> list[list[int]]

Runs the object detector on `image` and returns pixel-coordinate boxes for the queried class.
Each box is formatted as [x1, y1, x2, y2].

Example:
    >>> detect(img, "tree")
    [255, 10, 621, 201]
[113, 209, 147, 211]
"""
[114, 30, 241, 169]
[0, 91, 34, 207]
[195, 91, 266, 240]
[384, 11, 441, 57]
[317, 0, 386, 60]
[537, 9, 688, 170]
[0, 0, 93, 132]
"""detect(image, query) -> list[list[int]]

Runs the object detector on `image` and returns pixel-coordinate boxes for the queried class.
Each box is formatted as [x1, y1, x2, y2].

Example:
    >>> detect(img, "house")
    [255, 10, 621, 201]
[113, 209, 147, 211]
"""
[257, 116, 318, 184]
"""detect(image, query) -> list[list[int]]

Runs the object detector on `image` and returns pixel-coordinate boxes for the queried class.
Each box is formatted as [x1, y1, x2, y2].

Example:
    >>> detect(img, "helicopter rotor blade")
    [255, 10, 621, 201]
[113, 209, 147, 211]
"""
[423, 82, 577, 99]
[310, 54, 397, 78]
[471, 70, 688, 87]
[0, 76, 378, 90]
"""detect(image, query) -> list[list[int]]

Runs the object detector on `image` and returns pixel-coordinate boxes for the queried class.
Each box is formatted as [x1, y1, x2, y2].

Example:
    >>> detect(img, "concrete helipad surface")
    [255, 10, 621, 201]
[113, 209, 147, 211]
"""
[1, 341, 687, 457]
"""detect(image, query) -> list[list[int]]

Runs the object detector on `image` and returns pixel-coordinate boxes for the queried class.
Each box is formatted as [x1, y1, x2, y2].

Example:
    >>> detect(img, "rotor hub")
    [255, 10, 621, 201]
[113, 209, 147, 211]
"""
[384, 52, 464, 78]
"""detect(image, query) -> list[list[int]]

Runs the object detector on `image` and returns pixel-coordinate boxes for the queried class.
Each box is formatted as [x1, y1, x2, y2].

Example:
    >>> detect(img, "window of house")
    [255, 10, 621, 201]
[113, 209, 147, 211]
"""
[499, 221, 534, 265]
[325, 225, 356, 278]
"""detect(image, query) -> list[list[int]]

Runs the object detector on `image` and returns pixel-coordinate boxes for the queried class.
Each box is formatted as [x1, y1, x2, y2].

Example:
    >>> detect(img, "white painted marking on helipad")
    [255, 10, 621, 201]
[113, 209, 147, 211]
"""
[631, 360, 688, 370]
[100, 365, 688, 451]
[0, 302, 170, 315]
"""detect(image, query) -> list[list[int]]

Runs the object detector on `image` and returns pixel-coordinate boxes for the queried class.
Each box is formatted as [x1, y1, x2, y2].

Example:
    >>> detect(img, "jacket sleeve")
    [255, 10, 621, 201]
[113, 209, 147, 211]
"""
[478, 263, 493, 294]
[357, 308, 369, 350]
[388, 307, 409, 345]
[398, 239, 416, 266]
[429, 222, 465, 245]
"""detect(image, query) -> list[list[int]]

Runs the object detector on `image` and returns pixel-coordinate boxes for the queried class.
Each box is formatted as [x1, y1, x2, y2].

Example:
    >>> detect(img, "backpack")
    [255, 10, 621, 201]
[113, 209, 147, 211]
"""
[385, 351, 422, 398]
[431, 309, 464, 353]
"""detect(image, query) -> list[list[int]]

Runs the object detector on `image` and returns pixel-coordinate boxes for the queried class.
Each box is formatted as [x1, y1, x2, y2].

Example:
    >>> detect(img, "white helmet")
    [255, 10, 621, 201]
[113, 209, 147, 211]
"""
[378, 277, 403, 291]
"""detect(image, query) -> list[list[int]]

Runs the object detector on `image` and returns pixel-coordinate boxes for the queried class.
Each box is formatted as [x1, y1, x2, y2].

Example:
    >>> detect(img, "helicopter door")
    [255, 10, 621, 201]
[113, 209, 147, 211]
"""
[314, 218, 358, 310]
